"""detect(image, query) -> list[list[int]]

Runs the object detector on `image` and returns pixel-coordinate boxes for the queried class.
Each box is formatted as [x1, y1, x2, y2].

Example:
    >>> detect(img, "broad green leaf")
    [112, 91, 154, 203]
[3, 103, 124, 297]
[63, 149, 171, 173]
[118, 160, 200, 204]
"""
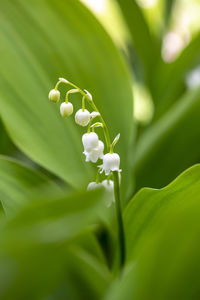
[105, 210, 200, 300]
[0, 120, 16, 156]
[163, 0, 176, 27]
[134, 87, 200, 191]
[2, 188, 106, 246]
[117, 0, 160, 83]
[124, 164, 200, 261]
[0, 189, 110, 299]
[0, 0, 133, 189]
[105, 165, 200, 299]
[151, 33, 200, 117]
[133, 207, 200, 300]
[55, 246, 111, 300]
[0, 238, 110, 300]
[0, 155, 61, 216]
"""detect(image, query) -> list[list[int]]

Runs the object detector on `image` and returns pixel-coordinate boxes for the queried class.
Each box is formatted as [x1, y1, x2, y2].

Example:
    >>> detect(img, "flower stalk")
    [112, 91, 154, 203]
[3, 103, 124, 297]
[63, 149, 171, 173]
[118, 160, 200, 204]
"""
[49, 78, 125, 269]
[113, 171, 125, 268]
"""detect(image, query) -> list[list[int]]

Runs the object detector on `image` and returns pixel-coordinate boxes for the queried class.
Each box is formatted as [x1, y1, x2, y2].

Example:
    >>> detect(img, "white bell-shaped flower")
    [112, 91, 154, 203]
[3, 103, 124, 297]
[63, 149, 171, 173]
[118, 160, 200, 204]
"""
[102, 153, 121, 175]
[48, 89, 60, 102]
[84, 150, 99, 163]
[87, 181, 102, 191]
[75, 109, 90, 126]
[83, 140, 104, 163]
[82, 132, 99, 152]
[60, 102, 73, 117]
[102, 179, 115, 207]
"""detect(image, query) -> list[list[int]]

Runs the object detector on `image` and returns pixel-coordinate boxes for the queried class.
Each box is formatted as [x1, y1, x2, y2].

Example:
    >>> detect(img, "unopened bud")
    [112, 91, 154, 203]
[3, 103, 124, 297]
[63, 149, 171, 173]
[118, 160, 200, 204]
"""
[48, 89, 60, 102]
[60, 102, 73, 117]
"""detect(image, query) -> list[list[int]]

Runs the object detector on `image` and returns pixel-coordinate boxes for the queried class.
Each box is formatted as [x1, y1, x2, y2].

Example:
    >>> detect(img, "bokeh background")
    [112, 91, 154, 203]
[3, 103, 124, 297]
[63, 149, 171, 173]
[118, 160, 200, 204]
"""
[0, 1, 200, 299]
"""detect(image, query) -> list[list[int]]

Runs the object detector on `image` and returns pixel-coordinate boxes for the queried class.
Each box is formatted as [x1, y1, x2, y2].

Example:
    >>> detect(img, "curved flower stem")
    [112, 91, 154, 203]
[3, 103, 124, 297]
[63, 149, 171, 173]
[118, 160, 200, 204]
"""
[89, 101, 111, 152]
[113, 171, 125, 269]
[55, 79, 111, 152]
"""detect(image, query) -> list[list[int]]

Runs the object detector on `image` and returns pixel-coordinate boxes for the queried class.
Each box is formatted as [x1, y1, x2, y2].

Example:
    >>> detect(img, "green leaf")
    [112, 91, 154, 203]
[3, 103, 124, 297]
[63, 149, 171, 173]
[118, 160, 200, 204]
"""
[0, 188, 110, 299]
[132, 207, 200, 300]
[104, 165, 200, 299]
[0, 0, 133, 189]
[125, 164, 200, 261]
[134, 87, 200, 190]
[117, 0, 160, 82]
[0, 155, 61, 216]
[0, 120, 16, 156]
[0, 238, 110, 300]
[2, 188, 106, 246]
[57, 246, 111, 300]
[151, 33, 200, 116]
[163, 0, 176, 27]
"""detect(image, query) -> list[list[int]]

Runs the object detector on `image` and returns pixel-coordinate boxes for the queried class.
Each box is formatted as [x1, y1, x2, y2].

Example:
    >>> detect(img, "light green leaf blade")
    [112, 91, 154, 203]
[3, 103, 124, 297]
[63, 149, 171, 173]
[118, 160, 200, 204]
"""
[133, 206, 200, 300]
[0, 0, 133, 188]
[0, 121, 16, 156]
[1, 188, 106, 246]
[134, 87, 200, 191]
[105, 165, 200, 299]
[117, 0, 160, 83]
[0, 188, 109, 299]
[0, 155, 62, 216]
[151, 33, 200, 117]
[125, 164, 200, 261]
[0, 238, 110, 300]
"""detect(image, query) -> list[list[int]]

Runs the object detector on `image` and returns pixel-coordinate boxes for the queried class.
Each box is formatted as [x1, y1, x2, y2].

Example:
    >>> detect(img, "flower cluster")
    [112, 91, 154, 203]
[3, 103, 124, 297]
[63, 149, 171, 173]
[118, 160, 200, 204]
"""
[49, 78, 121, 207]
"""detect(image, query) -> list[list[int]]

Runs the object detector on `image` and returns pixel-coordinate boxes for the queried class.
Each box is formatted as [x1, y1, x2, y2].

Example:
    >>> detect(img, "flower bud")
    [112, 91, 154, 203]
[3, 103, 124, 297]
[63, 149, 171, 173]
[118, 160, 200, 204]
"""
[102, 153, 121, 175]
[82, 132, 99, 152]
[90, 111, 100, 119]
[87, 182, 102, 191]
[60, 102, 73, 117]
[83, 140, 104, 163]
[84, 89, 92, 101]
[75, 109, 90, 126]
[48, 89, 60, 102]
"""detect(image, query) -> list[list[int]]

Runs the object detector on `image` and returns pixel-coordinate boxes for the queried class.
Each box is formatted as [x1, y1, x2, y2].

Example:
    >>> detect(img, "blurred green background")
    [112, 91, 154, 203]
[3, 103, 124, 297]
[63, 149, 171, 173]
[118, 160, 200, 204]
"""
[0, 0, 200, 299]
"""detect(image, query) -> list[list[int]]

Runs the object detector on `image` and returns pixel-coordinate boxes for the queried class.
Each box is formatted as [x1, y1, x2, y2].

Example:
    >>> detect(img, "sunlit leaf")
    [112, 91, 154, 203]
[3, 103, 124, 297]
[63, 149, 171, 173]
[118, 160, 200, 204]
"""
[104, 165, 200, 299]
[151, 33, 200, 117]
[125, 164, 200, 261]
[117, 0, 160, 83]
[0, 0, 133, 189]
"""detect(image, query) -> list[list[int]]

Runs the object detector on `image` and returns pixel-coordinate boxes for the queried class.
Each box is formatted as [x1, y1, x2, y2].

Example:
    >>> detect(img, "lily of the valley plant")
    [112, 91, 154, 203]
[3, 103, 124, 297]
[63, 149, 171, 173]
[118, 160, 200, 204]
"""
[49, 77, 125, 267]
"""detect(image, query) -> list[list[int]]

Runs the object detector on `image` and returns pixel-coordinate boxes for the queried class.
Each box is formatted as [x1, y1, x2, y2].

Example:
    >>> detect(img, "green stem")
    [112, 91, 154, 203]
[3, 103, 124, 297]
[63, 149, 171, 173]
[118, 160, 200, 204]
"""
[82, 96, 85, 111]
[113, 171, 125, 269]
[89, 101, 111, 152]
